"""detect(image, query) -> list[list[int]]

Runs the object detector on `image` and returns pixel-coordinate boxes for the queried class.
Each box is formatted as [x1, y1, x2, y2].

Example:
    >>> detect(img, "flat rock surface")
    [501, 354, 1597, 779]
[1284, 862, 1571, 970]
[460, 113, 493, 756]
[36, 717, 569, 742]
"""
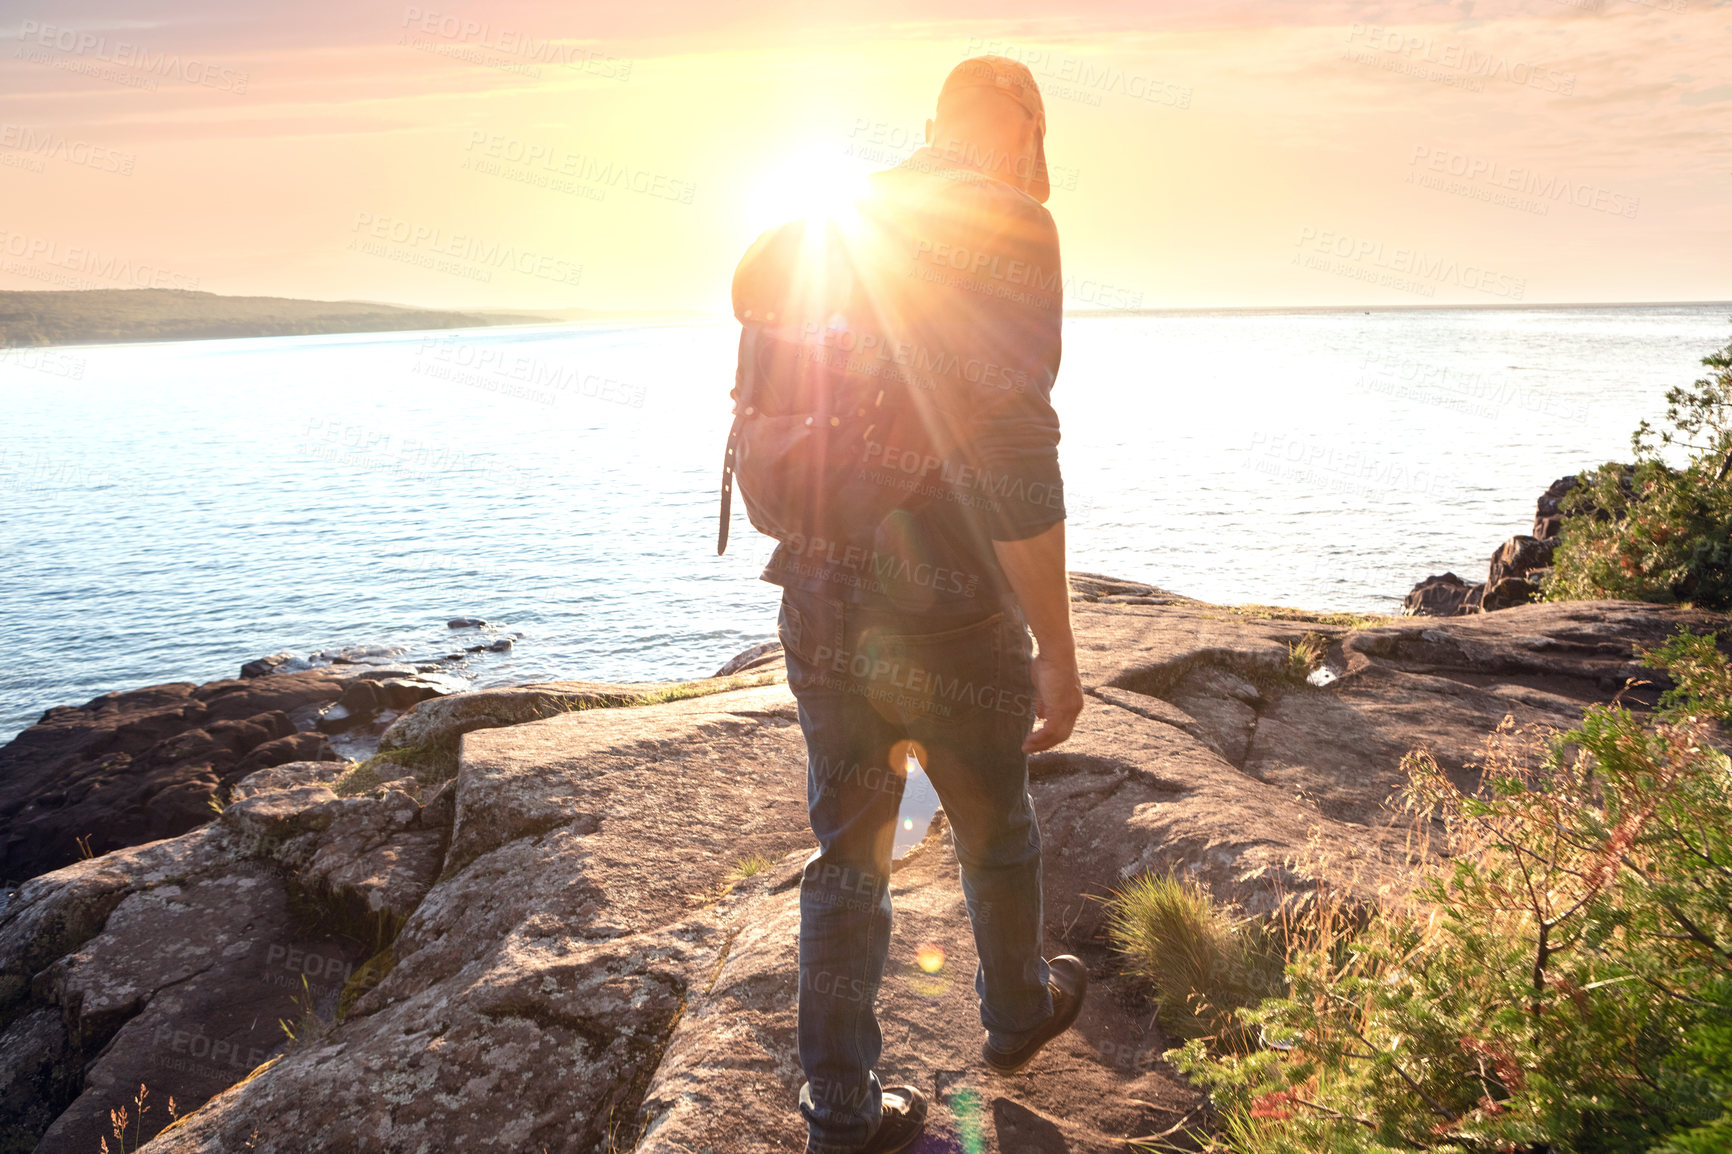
[0, 580, 1721, 1152]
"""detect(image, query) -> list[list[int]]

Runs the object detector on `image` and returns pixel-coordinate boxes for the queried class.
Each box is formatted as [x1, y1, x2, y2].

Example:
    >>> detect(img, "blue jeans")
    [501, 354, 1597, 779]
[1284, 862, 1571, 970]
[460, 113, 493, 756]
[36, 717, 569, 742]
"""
[777, 586, 1053, 1154]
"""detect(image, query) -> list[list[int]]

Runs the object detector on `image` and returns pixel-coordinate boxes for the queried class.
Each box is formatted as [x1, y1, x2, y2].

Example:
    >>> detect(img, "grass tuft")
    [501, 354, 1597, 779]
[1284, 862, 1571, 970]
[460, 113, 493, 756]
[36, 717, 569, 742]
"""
[329, 762, 382, 798]
[727, 853, 773, 883]
[1285, 632, 1330, 682]
[1103, 872, 1281, 1050]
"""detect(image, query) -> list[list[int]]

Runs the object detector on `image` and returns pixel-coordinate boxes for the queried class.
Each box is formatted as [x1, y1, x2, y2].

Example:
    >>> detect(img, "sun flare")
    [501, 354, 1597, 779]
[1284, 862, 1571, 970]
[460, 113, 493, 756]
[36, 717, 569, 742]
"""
[743, 146, 874, 238]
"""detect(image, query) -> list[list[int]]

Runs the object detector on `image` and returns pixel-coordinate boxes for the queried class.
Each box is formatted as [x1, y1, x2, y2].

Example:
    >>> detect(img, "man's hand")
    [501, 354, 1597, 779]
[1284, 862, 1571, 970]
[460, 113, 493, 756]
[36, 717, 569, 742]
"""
[1026, 651, 1084, 753]
[992, 521, 1084, 754]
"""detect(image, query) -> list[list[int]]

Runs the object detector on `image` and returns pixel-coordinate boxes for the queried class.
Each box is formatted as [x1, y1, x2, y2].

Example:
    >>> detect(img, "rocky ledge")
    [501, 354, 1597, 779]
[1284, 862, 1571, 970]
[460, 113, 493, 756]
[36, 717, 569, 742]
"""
[0, 576, 1723, 1153]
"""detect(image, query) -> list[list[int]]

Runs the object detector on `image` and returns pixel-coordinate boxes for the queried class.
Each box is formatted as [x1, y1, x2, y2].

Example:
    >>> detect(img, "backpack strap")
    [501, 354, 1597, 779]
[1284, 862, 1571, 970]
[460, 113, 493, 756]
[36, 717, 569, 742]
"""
[717, 324, 760, 555]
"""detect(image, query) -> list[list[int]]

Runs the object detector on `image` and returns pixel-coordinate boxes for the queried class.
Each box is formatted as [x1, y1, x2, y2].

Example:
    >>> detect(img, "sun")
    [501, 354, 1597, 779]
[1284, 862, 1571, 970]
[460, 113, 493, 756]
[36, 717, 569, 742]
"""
[742, 145, 873, 238]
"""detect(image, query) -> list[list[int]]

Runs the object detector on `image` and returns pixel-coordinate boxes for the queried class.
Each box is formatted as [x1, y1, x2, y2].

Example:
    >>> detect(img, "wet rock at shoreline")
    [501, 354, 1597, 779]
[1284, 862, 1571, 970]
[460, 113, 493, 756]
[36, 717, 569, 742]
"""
[1403, 571, 1482, 616]
[0, 665, 466, 881]
[1405, 476, 1579, 616]
[712, 639, 783, 677]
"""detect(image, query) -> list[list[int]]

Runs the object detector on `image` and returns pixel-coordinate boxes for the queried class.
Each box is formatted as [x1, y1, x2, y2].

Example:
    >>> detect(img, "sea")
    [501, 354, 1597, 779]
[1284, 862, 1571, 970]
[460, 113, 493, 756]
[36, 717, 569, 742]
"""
[4, 303, 1728, 754]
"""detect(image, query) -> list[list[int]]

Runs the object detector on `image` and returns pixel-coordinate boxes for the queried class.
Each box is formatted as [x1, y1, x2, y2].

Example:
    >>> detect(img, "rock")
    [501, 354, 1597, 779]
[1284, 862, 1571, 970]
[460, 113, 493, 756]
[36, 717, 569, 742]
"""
[485, 638, 512, 652]
[309, 645, 407, 666]
[446, 618, 488, 629]
[228, 760, 351, 802]
[239, 652, 311, 679]
[0, 672, 349, 880]
[233, 730, 334, 775]
[1488, 535, 1556, 589]
[712, 639, 784, 677]
[0, 824, 377, 1152]
[376, 669, 785, 756]
[0, 662, 468, 881]
[143, 686, 819, 1154]
[1482, 575, 1539, 611]
[1534, 474, 1580, 540]
[1403, 572, 1482, 616]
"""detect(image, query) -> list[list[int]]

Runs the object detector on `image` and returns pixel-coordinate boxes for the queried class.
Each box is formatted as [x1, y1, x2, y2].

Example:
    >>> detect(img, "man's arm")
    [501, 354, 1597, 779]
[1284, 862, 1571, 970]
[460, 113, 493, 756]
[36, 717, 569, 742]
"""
[992, 521, 1084, 753]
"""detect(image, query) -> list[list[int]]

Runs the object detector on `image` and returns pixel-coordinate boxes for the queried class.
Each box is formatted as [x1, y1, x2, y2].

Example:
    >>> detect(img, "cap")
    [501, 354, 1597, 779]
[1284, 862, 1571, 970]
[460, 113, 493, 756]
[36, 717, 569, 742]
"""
[937, 55, 1050, 203]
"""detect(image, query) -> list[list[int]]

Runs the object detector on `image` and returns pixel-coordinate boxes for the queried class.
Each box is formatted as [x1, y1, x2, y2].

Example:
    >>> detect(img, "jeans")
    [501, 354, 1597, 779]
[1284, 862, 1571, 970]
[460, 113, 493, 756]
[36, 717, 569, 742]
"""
[778, 585, 1052, 1154]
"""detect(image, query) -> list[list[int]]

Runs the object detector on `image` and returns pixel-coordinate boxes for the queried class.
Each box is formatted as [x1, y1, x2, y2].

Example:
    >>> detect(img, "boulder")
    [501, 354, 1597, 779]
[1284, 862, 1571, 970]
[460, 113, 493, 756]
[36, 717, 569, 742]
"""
[713, 639, 785, 677]
[1402, 572, 1481, 616]
[239, 652, 311, 679]
[1488, 534, 1556, 589]
[1482, 575, 1540, 611]
[0, 665, 470, 882]
[0, 673, 346, 879]
[1534, 474, 1580, 540]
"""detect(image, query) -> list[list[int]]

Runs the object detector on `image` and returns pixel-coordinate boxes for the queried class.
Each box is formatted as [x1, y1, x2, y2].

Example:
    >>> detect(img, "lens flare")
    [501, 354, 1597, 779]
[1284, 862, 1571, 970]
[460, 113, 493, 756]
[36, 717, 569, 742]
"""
[916, 943, 946, 974]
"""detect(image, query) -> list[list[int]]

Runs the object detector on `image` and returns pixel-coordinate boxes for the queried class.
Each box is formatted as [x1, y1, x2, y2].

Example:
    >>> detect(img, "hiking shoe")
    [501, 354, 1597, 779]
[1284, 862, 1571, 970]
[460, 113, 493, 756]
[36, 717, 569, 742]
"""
[856, 1085, 927, 1154]
[981, 955, 1088, 1075]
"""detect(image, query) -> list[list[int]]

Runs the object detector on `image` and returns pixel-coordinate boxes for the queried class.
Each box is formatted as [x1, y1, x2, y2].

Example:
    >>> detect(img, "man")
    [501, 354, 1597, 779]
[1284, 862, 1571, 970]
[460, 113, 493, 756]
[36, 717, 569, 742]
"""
[742, 56, 1085, 1154]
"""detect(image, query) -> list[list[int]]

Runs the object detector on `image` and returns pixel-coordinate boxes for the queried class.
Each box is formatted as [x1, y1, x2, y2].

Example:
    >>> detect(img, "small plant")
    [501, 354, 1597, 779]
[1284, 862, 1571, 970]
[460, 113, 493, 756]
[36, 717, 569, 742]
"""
[357, 733, 464, 786]
[278, 974, 332, 1049]
[1285, 633, 1329, 682]
[728, 853, 773, 882]
[330, 762, 383, 798]
[98, 1084, 175, 1153]
[1103, 872, 1281, 1049]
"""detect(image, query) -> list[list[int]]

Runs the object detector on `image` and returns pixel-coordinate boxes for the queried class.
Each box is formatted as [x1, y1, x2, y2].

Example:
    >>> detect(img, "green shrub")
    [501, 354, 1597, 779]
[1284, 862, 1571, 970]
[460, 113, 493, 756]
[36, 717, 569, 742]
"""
[1545, 323, 1732, 609]
[1168, 628, 1732, 1152]
[1104, 872, 1281, 1048]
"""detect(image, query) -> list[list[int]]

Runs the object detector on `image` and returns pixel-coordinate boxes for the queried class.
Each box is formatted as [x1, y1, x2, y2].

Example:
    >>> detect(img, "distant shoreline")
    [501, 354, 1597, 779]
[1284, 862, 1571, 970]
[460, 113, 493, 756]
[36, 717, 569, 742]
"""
[0, 288, 711, 350]
[3, 288, 1726, 351]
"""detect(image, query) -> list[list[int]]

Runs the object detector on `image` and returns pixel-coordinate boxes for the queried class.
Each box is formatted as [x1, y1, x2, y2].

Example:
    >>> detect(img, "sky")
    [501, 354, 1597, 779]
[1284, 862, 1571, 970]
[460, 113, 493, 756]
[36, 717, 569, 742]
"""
[0, 0, 1727, 313]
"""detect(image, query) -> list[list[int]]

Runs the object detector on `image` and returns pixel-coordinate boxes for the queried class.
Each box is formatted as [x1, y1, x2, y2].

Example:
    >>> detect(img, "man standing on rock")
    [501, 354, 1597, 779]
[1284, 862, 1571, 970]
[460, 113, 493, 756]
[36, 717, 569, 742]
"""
[730, 56, 1086, 1153]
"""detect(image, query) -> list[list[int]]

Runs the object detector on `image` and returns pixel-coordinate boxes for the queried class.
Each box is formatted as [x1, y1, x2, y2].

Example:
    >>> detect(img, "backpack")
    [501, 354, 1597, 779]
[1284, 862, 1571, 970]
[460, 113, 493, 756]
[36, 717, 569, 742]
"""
[717, 214, 942, 555]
